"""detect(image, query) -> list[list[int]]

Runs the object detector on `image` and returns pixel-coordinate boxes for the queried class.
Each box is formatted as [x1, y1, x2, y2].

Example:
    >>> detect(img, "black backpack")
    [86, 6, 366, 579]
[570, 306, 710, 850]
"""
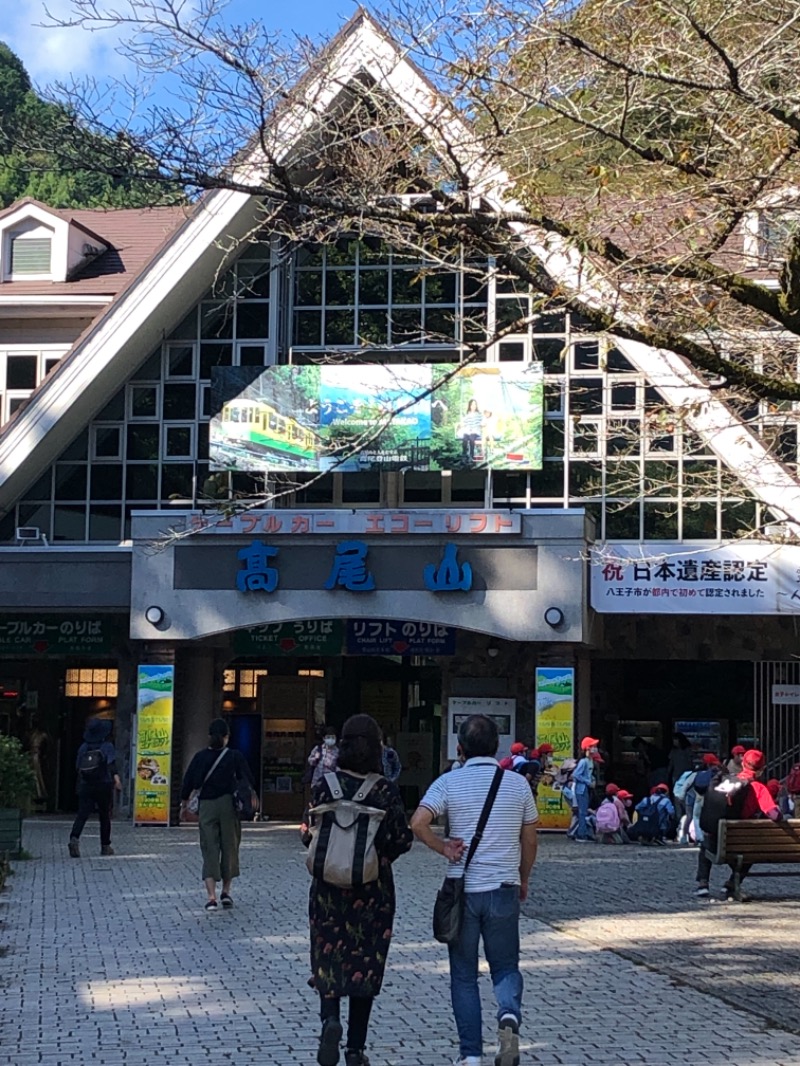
[634, 797, 662, 838]
[699, 771, 751, 835]
[78, 746, 107, 783]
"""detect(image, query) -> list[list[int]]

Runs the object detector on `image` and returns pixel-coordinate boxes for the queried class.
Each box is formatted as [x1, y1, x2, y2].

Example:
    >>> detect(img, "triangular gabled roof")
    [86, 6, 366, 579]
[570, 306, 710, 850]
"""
[0, 11, 799, 525]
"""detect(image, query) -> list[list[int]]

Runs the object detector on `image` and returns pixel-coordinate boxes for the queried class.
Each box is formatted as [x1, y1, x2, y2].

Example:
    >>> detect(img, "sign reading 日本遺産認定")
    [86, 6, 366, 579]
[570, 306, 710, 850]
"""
[591, 542, 800, 614]
[134, 666, 174, 827]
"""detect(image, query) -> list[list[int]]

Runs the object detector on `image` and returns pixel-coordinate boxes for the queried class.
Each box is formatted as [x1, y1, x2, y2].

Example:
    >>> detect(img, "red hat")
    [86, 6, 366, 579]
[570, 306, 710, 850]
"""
[510, 742, 526, 755]
[617, 789, 633, 800]
[538, 743, 554, 754]
[743, 749, 765, 772]
[654, 782, 669, 792]
[702, 753, 721, 767]
[766, 778, 781, 799]
[605, 783, 620, 795]
[529, 748, 541, 760]
[731, 745, 746, 757]
[580, 736, 599, 750]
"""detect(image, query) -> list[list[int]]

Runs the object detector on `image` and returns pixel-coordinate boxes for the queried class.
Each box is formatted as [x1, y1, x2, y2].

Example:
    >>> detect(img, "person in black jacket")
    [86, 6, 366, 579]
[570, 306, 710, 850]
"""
[180, 718, 254, 911]
[68, 717, 121, 858]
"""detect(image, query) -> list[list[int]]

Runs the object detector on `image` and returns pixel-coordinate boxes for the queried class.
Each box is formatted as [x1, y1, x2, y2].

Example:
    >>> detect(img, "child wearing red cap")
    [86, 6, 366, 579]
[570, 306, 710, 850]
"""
[726, 745, 746, 776]
[570, 737, 600, 842]
[596, 783, 631, 843]
[629, 784, 675, 845]
[695, 748, 781, 899]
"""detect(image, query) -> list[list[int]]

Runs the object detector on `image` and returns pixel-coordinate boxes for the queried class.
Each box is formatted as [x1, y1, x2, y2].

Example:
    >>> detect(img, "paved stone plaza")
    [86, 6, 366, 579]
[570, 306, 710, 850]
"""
[2, 820, 800, 1065]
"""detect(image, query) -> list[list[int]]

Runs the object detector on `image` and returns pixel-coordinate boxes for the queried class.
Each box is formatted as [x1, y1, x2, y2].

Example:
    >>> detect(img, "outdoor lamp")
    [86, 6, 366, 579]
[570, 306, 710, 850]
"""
[544, 607, 565, 629]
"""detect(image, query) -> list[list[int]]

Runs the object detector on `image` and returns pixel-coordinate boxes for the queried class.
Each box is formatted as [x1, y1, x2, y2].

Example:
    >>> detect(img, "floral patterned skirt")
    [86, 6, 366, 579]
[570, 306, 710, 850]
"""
[309, 870, 397, 998]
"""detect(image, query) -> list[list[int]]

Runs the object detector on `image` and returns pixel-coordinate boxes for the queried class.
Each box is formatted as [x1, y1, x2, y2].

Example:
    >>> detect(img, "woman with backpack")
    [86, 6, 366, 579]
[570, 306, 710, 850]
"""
[179, 718, 255, 911]
[307, 714, 413, 1066]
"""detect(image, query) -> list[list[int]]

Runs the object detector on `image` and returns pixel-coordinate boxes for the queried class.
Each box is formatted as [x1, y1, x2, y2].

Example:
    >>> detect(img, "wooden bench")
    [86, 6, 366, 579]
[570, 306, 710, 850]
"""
[710, 818, 800, 900]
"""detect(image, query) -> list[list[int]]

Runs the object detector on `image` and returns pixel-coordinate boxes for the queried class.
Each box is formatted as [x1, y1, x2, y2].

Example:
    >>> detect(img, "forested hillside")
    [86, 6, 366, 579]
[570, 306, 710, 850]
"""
[0, 42, 184, 209]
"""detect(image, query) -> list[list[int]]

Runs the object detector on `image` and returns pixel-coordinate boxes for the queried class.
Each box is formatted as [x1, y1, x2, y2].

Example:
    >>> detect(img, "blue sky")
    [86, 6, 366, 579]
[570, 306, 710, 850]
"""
[5, 0, 358, 85]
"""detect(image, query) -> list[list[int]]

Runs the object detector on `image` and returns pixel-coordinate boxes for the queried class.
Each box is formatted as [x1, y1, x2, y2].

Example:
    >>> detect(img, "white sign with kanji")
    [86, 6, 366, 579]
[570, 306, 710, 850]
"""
[591, 541, 800, 615]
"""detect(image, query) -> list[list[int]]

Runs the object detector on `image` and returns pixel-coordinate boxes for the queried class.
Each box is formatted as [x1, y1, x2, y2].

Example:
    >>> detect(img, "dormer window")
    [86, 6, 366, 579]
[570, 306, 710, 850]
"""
[10, 233, 51, 275]
[4, 221, 54, 280]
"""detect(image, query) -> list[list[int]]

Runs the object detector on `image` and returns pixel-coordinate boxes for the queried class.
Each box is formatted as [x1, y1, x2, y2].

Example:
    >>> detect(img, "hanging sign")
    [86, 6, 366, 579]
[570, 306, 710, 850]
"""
[535, 667, 575, 830]
[133, 665, 174, 827]
[591, 542, 800, 614]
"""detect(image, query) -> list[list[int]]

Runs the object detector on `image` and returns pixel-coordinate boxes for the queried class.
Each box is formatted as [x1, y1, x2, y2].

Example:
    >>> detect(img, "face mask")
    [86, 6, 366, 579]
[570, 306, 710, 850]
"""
[324, 737, 336, 748]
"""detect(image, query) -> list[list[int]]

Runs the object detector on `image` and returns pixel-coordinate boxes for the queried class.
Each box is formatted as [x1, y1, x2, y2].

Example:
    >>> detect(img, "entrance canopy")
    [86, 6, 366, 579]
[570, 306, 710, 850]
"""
[130, 508, 590, 643]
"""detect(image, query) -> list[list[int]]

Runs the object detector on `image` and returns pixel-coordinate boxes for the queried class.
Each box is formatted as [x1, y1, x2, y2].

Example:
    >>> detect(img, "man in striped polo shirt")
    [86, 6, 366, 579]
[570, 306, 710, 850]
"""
[411, 714, 539, 1066]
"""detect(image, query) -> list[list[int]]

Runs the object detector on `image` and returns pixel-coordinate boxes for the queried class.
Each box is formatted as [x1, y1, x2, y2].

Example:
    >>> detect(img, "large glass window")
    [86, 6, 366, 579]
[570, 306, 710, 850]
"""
[292, 238, 487, 351]
[3, 234, 772, 543]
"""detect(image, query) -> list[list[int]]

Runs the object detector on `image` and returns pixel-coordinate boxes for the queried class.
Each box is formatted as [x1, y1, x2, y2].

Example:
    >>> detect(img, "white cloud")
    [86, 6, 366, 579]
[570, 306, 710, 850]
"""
[3, 0, 124, 85]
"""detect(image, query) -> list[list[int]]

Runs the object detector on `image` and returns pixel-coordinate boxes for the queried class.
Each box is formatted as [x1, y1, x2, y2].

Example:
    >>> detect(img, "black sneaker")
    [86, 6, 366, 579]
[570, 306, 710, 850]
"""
[68, 837, 80, 859]
[495, 1014, 520, 1066]
[344, 1051, 370, 1066]
[317, 1018, 343, 1066]
[694, 885, 710, 898]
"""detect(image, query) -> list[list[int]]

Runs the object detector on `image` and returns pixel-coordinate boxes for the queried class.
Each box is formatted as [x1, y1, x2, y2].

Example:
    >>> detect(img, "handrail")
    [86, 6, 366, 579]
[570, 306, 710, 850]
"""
[766, 742, 800, 780]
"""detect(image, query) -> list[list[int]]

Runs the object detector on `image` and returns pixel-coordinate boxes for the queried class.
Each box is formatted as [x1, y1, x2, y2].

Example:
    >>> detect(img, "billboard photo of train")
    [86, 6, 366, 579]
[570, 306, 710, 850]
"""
[209, 363, 543, 472]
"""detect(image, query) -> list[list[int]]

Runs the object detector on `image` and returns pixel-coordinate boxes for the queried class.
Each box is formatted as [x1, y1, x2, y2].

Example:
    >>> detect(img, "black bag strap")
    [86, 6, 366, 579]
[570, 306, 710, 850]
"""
[202, 747, 229, 787]
[463, 766, 504, 873]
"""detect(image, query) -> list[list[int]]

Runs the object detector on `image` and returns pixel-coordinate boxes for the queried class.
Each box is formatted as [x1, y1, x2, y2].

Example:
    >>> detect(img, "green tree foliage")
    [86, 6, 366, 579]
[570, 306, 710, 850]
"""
[0, 41, 184, 209]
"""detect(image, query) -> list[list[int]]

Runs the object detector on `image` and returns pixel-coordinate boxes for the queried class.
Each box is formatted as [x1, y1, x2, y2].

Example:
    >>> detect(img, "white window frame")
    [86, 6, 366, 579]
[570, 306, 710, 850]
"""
[571, 339, 601, 373]
[569, 416, 602, 458]
[235, 341, 275, 367]
[164, 342, 197, 379]
[163, 423, 196, 459]
[91, 424, 123, 461]
[607, 376, 643, 414]
[644, 415, 679, 456]
[128, 383, 161, 420]
[3, 223, 54, 281]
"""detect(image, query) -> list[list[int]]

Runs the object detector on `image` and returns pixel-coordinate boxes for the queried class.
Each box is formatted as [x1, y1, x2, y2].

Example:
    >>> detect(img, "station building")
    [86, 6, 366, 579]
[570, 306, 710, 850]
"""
[1, 14, 800, 824]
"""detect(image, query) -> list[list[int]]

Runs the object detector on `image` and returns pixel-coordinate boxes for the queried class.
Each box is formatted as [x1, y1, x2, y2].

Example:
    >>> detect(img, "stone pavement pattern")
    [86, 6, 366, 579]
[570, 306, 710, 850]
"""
[526, 837, 800, 1035]
[1, 821, 800, 1066]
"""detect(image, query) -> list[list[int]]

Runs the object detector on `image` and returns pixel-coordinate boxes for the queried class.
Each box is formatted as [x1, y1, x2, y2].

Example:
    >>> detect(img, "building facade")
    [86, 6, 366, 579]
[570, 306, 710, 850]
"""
[1, 15, 800, 825]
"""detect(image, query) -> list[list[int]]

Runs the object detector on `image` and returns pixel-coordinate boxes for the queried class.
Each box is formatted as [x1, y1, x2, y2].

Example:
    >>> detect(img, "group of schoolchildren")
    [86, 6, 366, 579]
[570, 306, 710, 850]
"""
[500, 735, 793, 850]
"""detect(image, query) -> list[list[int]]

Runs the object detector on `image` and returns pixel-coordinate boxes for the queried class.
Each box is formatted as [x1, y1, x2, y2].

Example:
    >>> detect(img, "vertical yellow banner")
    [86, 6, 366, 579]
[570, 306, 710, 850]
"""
[134, 665, 174, 826]
[535, 667, 575, 829]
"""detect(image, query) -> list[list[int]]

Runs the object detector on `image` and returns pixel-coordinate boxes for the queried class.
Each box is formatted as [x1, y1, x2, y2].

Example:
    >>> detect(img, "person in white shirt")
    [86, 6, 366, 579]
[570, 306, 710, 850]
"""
[411, 715, 539, 1066]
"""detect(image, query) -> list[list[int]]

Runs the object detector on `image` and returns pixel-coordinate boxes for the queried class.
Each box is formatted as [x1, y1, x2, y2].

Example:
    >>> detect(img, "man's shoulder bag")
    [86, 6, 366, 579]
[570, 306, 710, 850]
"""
[433, 766, 504, 945]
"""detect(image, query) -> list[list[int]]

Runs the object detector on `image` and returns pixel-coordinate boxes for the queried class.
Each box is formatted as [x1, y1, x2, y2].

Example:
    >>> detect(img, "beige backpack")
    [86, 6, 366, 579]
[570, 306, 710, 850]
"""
[306, 772, 386, 887]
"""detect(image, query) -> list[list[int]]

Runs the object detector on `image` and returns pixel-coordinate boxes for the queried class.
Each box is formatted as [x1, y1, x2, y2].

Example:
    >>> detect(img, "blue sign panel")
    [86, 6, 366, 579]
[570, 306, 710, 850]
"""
[345, 619, 456, 656]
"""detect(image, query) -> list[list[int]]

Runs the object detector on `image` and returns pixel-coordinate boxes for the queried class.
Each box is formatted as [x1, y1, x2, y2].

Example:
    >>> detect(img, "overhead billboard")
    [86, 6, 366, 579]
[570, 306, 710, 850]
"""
[209, 362, 543, 472]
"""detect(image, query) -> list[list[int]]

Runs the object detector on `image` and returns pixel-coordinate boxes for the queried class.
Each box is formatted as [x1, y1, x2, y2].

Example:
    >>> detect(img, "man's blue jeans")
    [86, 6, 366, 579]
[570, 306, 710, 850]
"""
[448, 885, 523, 1059]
